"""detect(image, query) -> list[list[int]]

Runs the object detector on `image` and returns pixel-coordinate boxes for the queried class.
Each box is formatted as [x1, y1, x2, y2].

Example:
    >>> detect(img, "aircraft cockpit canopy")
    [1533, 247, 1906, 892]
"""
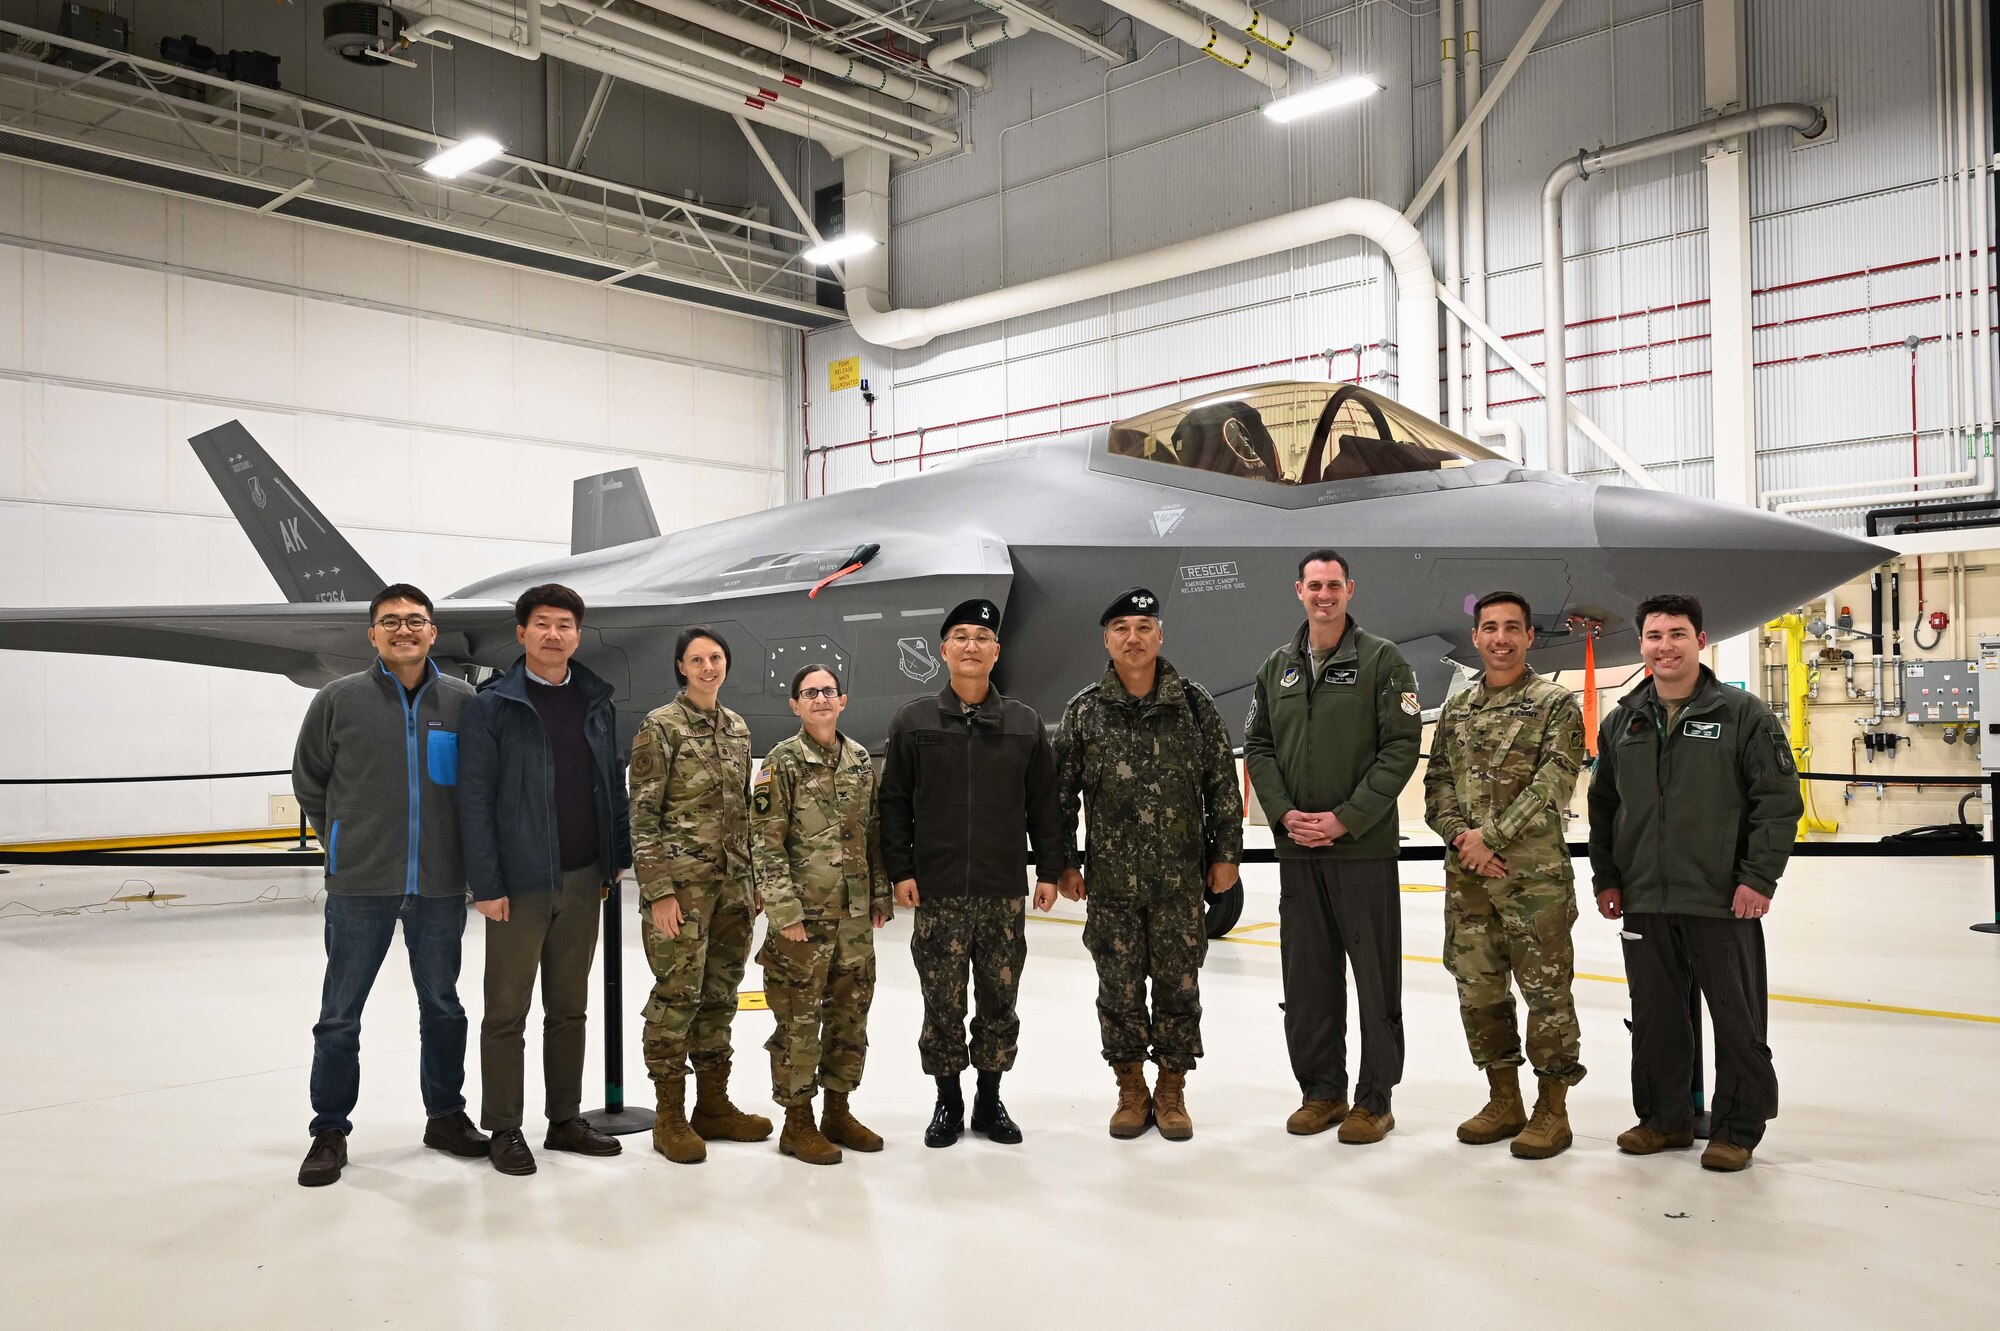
[1107, 381, 1497, 486]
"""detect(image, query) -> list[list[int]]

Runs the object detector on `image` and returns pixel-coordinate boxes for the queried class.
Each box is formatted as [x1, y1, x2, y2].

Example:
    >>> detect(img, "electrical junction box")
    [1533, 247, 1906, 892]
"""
[1978, 639, 2000, 773]
[57, 3, 128, 51]
[1903, 659, 1979, 724]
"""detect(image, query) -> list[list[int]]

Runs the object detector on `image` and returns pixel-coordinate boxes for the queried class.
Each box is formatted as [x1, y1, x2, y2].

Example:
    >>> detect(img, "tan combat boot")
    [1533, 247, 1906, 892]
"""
[1511, 1079, 1573, 1160]
[1286, 1098, 1349, 1135]
[778, 1101, 843, 1166]
[1109, 1061, 1152, 1139]
[820, 1091, 883, 1153]
[1153, 1068, 1193, 1142]
[651, 1078, 706, 1165]
[1337, 1107, 1395, 1145]
[1456, 1066, 1529, 1145]
[690, 1061, 774, 1142]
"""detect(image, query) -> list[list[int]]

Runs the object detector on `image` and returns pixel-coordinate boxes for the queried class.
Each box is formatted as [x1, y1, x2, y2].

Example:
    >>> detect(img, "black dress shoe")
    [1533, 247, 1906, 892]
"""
[298, 1130, 347, 1187]
[489, 1127, 538, 1176]
[970, 1097, 1023, 1144]
[423, 1110, 491, 1158]
[924, 1098, 965, 1149]
[544, 1117, 622, 1157]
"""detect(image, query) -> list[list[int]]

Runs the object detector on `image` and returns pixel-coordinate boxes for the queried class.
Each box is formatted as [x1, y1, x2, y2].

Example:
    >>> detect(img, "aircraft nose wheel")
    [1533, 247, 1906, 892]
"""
[1203, 881, 1245, 938]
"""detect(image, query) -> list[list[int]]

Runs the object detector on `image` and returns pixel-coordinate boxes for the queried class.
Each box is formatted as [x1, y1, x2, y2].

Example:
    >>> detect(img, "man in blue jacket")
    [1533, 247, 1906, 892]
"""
[293, 583, 487, 1187]
[459, 584, 633, 1176]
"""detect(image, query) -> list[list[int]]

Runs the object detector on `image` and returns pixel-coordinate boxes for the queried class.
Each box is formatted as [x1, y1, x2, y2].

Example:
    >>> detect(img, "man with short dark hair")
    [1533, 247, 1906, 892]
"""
[1588, 593, 1801, 1172]
[459, 583, 632, 1175]
[1244, 549, 1421, 1144]
[1424, 590, 1588, 1159]
[879, 598, 1065, 1148]
[293, 584, 486, 1186]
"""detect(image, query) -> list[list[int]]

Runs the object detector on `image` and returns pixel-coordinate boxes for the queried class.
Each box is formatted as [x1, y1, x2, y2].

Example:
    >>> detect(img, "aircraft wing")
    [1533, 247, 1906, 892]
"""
[0, 600, 517, 685]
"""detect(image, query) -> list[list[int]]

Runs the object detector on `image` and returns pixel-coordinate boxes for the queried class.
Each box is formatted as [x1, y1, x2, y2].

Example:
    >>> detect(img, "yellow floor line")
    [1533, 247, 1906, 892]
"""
[0, 826, 300, 853]
[1026, 915, 2000, 1026]
[1228, 921, 1280, 933]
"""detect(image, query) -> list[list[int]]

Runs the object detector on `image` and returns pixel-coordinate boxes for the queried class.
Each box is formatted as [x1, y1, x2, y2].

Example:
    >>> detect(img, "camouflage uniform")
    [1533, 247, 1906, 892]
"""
[750, 728, 893, 1108]
[1423, 670, 1588, 1086]
[911, 897, 1028, 1075]
[1054, 659, 1243, 1071]
[629, 692, 757, 1084]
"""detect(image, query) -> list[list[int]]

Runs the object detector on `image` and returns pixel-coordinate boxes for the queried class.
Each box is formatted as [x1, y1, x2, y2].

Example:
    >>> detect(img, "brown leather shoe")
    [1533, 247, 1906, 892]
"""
[1153, 1068, 1193, 1142]
[820, 1091, 883, 1153]
[1109, 1061, 1153, 1139]
[1337, 1107, 1395, 1145]
[690, 1062, 774, 1142]
[652, 1077, 706, 1164]
[1286, 1098, 1349, 1135]
[1700, 1139, 1754, 1172]
[298, 1130, 346, 1187]
[488, 1127, 537, 1176]
[422, 1110, 491, 1158]
[778, 1101, 843, 1166]
[544, 1117, 621, 1157]
[1616, 1123, 1696, 1155]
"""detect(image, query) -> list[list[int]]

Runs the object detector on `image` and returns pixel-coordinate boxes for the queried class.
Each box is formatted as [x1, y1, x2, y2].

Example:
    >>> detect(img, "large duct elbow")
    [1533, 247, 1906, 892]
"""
[842, 194, 1440, 421]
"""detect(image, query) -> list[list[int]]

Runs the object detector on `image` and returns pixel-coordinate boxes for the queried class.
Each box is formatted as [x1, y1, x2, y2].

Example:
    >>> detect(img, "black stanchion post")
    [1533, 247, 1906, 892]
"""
[1975, 772, 2000, 935]
[294, 808, 311, 853]
[583, 877, 653, 1134]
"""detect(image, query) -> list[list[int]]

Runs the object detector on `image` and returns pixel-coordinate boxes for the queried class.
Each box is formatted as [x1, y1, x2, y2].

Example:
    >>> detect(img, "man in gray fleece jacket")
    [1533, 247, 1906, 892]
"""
[291, 583, 488, 1186]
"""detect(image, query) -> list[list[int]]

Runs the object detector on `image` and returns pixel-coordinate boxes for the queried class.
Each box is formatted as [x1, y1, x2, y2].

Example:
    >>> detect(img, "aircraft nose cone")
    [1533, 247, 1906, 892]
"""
[1592, 485, 1886, 639]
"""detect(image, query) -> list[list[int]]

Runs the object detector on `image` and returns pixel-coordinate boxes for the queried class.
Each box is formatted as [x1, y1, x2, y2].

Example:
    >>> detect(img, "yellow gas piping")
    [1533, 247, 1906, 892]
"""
[1767, 612, 1839, 835]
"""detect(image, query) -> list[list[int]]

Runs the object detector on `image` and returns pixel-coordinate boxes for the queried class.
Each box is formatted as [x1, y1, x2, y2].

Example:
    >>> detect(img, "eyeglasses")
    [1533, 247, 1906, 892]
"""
[374, 615, 433, 631]
[797, 686, 841, 701]
[943, 632, 997, 647]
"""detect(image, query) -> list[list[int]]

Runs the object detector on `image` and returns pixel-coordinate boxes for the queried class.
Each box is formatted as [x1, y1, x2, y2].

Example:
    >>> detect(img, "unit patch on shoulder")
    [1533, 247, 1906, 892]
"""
[1327, 668, 1359, 685]
[1684, 720, 1722, 740]
[1280, 666, 1300, 688]
[1400, 692, 1420, 716]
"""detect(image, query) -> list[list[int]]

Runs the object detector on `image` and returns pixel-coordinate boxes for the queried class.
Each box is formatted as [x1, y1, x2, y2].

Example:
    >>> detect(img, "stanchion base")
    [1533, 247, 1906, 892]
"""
[1972, 922, 2000, 934]
[583, 1104, 655, 1136]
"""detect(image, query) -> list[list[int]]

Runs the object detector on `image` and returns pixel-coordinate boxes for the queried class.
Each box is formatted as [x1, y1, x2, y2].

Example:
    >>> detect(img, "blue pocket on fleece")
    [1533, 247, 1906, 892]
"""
[426, 731, 459, 787]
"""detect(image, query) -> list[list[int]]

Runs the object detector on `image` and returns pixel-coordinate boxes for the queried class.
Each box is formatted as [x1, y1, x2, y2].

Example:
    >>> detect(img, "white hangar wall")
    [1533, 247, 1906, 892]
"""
[0, 161, 790, 841]
[800, 0, 1977, 528]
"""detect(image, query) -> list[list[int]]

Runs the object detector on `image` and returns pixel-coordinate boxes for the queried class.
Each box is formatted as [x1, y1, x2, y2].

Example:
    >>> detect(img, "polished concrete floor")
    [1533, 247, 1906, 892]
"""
[2, 841, 1997, 1329]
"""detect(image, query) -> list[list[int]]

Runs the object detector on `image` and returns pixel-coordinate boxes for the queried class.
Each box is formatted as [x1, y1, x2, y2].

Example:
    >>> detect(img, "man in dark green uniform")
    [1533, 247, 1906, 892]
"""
[1244, 549, 1422, 1145]
[1055, 588, 1242, 1141]
[1588, 593, 1802, 1172]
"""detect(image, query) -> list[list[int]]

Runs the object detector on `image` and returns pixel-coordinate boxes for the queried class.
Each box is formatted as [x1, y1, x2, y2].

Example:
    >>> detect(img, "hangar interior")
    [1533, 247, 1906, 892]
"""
[0, 0, 1996, 1326]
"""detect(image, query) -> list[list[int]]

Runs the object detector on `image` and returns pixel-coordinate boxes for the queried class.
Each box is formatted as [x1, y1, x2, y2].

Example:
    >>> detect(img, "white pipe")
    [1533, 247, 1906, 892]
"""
[1441, 0, 1464, 434]
[1933, 0, 1965, 456]
[1435, 280, 1659, 488]
[1956, 0, 1978, 452]
[843, 191, 1440, 419]
[973, 0, 1127, 66]
[927, 18, 1029, 90]
[1463, 0, 1491, 427]
[410, 1, 922, 159]
[1543, 102, 1825, 471]
[1181, 0, 1335, 74]
[562, 0, 956, 142]
[1762, 438, 1980, 505]
[1405, 0, 1566, 222]
[1969, 0, 1994, 437]
[1465, 413, 1523, 461]
[1095, 0, 1290, 90]
[631, 0, 956, 115]
[1774, 452, 1997, 516]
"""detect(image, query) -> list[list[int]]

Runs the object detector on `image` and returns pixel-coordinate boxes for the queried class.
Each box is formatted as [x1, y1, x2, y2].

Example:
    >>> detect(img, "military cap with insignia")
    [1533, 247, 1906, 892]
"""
[940, 597, 1001, 638]
[1100, 587, 1162, 626]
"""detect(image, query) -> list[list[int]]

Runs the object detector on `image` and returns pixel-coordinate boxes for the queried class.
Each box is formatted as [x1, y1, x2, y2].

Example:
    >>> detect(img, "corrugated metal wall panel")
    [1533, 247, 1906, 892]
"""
[1002, 162, 1110, 284]
[893, 197, 1004, 308]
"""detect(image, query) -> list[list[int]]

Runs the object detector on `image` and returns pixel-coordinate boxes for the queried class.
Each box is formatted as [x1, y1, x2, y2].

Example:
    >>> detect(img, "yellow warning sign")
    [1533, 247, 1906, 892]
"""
[738, 991, 769, 1011]
[828, 356, 861, 393]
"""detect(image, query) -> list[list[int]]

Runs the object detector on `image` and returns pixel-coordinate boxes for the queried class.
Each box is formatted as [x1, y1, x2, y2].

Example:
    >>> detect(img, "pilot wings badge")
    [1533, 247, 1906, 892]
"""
[249, 477, 267, 509]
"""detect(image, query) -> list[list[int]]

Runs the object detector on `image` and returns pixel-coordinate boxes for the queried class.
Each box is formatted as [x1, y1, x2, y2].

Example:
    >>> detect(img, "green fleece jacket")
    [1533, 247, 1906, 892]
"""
[1243, 618, 1422, 860]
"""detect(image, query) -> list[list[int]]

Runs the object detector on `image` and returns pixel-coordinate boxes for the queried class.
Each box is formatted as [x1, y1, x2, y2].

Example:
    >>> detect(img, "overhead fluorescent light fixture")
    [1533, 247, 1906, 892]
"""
[802, 233, 878, 266]
[422, 135, 505, 178]
[1264, 75, 1382, 124]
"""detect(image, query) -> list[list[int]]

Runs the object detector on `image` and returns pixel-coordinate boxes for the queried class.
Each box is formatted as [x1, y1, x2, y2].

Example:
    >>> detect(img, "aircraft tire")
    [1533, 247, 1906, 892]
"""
[1202, 881, 1245, 939]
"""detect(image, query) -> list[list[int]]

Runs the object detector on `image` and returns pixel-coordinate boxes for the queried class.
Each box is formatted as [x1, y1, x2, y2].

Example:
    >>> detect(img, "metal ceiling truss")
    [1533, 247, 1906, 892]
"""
[0, 19, 841, 328]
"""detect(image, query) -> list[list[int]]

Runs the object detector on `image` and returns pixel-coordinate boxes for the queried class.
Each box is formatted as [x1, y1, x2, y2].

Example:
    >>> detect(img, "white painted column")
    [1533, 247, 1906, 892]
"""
[1704, 0, 1759, 693]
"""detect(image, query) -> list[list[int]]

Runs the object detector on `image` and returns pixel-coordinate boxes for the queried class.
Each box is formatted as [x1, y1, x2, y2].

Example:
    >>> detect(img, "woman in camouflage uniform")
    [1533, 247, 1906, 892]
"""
[751, 665, 894, 1164]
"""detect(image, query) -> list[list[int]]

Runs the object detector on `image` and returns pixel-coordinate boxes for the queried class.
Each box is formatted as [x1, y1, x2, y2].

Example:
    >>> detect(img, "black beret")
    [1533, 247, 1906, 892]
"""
[1100, 587, 1163, 626]
[941, 598, 1001, 638]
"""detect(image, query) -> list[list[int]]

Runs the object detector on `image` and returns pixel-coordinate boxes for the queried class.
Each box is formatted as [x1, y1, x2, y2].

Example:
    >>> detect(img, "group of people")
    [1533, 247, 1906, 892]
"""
[291, 547, 1802, 1188]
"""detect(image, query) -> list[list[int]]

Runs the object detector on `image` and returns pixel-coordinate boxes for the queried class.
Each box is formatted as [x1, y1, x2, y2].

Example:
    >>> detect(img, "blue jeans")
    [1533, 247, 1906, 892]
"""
[308, 893, 468, 1136]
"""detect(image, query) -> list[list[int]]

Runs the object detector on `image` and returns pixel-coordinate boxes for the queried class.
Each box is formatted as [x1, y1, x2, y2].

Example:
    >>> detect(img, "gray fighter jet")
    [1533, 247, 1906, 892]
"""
[0, 381, 1883, 753]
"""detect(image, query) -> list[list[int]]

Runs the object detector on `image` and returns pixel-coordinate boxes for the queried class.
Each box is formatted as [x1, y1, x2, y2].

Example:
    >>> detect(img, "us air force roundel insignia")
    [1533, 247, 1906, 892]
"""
[1400, 692, 1420, 716]
[1684, 720, 1722, 740]
[1280, 666, 1300, 688]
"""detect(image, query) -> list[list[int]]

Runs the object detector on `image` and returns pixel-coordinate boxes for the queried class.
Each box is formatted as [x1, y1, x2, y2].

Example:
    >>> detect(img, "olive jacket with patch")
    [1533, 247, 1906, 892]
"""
[1243, 618, 1422, 860]
[1586, 666, 1803, 917]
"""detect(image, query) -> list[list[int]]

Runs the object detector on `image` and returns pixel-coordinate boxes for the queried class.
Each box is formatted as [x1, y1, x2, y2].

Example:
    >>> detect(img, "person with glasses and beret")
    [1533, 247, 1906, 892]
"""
[748, 664, 893, 1165]
[291, 583, 486, 1186]
[878, 598, 1065, 1149]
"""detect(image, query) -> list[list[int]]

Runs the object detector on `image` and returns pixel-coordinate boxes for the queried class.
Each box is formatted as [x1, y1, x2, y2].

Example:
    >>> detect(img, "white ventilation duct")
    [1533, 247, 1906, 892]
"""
[927, 17, 1030, 90]
[841, 151, 1438, 420]
[1096, 0, 1291, 90]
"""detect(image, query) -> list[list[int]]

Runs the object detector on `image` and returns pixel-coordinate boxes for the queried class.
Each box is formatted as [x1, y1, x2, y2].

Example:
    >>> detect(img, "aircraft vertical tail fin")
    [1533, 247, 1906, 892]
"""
[572, 468, 661, 554]
[189, 421, 385, 604]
